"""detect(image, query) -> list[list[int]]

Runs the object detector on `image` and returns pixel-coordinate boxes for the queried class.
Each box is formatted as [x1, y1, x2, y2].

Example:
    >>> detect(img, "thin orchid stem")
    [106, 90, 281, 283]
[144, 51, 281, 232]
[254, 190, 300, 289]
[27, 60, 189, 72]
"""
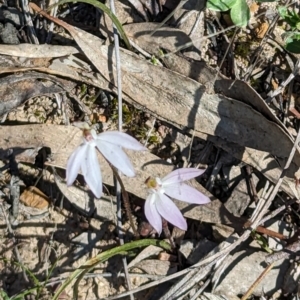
[162, 219, 175, 249]
[111, 165, 139, 237]
[109, 0, 133, 297]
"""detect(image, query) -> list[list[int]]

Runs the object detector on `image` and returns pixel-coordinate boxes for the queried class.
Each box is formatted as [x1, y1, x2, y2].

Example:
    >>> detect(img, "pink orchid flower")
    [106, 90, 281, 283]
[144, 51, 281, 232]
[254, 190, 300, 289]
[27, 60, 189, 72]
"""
[144, 168, 210, 234]
[66, 129, 146, 198]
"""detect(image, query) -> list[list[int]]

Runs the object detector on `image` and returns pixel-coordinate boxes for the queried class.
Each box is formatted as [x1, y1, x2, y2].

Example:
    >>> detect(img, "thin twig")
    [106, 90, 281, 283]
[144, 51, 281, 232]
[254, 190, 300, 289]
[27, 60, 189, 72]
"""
[150, 0, 186, 36]
[144, 118, 156, 147]
[158, 235, 232, 300]
[190, 278, 210, 300]
[260, 198, 296, 225]
[21, 0, 39, 44]
[241, 263, 275, 300]
[45, 0, 59, 43]
[251, 128, 300, 230]
[103, 232, 250, 300]
[245, 165, 259, 203]
[265, 59, 300, 104]
[265, 239, 300, 264]
[104, 127, 300, 300]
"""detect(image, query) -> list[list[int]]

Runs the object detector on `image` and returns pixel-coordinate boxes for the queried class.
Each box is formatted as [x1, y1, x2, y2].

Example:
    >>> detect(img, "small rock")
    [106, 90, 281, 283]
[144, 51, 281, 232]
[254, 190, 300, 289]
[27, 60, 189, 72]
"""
[179, 240, 195, 261]
[0, 22, 19, 44]
[198, 292, 231, 300]
[212, 224, 235, 241]
[134, 259, 177, 276]
[214, 250, 290, 298]
[72, 232, 97, 245]
[179, 239, 217, 265]
[187, 239, 217, 265]
[265, 219, 294, 251]
[223, 165, 256, 217]
[283, 261, 300, 295]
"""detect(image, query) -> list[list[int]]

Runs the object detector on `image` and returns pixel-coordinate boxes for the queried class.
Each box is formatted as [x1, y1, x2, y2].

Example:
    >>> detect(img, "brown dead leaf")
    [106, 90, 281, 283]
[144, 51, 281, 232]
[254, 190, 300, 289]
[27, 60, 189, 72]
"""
[255, 22, 269, 39]
[271, 78, 279, 90]
[0, 72, 75, 116]
[89, 113, 107, 123]
[158, 252, 177, 262]
[20, 186, 49, 209]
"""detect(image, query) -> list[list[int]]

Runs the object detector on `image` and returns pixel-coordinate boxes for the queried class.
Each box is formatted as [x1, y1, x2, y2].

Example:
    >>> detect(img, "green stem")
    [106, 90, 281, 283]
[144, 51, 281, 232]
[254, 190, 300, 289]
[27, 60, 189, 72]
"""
[52, 239, 171, 300]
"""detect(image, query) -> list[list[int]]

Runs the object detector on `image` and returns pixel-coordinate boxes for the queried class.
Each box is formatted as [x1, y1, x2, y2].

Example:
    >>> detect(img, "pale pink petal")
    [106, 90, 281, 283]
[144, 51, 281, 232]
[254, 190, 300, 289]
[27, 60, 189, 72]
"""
[155, 192, 187, 231]
[81, 144, 103, 198]
[66, 143, 88, 186]
[144, 193, 162, 234]
[164, 183, 210, 204]
[95, 141, 135, 177]
[97, 131, 146, 151]
[90, 129, 98, 140]
[162, 168, 206, 185]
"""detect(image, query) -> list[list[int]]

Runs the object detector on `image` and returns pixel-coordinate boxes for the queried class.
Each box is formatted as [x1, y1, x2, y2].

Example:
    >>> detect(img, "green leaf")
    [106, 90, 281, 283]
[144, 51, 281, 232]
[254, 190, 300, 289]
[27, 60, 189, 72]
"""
[278, 6, 300, 28]
[0, 290, 10, 300]
[285, 39, 300, 53]
[278, 6, 287, 18]
[207, 0, 237, 11]
[52, 239, 171, 300]
[230, 0, 250, 27]
[10, 288, 39, 300]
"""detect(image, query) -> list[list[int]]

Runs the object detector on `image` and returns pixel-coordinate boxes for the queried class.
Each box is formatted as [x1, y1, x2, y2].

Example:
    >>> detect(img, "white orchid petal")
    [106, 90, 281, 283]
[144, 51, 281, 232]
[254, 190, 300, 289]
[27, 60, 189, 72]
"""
[96, 141, 135, 177]
[66, 143, 88, 186]
[90, 129, 98, 140]
[144, 193, 162, 234]
[164, 183, 210, 204]
[81, 144, 103, 198]
[97, 131, 146, 151]
[162, 168, 206, 185]
[155, 193, 187, 231]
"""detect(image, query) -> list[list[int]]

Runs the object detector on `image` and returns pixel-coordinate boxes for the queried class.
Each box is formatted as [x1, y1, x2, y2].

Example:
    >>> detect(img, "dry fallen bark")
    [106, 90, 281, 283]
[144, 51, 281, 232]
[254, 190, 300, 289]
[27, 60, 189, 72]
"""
[0, 19, 299, 197]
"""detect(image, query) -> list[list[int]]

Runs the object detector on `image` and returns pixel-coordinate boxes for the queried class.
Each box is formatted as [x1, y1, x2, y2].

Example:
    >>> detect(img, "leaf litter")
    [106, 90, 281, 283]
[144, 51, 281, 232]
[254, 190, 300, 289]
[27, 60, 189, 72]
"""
[1, 0, 300, 299]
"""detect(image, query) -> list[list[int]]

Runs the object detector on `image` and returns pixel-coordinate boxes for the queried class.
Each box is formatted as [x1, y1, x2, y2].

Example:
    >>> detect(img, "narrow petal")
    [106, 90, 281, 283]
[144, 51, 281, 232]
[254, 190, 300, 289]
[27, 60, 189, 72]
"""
[155, 193, 187, 231]
[144, 193, 162, 234]
[164, 183, 210, 204]
[81, 144, 103, 198]
[66, 143, 88, 186]
[96, 141, 135, 177]
[97, 131, 146, 151]
[162, 168, 206, 185]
